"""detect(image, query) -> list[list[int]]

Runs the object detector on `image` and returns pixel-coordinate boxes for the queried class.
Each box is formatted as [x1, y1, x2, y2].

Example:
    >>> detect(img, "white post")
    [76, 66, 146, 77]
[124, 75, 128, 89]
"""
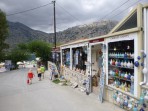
[140, 8, 148, 85]
[145, 8, 148, 85]
[60, 48, 63, 67]
[70, 47, 73, 70]
[88, 45, 92, 92]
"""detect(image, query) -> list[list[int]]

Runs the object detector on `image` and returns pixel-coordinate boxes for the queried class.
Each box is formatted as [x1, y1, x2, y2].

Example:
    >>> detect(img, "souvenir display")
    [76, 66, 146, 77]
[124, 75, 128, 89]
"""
[66, 51, 70, 66]
[112, 89, 148, 111]
[72, 47, 87, 72]
[134, 61, 139, 67]
[108, 40, 135, 95]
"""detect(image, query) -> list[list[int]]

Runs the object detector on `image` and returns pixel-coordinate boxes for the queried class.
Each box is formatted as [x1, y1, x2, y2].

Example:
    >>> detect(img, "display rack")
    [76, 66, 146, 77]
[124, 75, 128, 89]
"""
[107, 40, 135, 95]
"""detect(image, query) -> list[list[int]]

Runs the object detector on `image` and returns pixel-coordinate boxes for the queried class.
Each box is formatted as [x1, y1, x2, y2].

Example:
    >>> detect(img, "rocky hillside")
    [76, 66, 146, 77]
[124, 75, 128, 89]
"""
[6, 20, 118, 49]
[6, 21, 52, 49]
[57, 20, 118, 43]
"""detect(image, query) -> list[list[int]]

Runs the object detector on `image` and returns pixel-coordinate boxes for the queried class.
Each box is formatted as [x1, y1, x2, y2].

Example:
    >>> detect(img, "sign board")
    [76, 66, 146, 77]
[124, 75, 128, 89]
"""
[52, 47, 60, 52]
[89, 38, 104, 43]
[106, 33, 137, 43]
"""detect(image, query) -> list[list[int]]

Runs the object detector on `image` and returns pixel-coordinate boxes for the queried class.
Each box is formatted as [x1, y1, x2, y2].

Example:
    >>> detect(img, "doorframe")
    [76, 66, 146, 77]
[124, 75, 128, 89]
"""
[88, 41, 105, 92]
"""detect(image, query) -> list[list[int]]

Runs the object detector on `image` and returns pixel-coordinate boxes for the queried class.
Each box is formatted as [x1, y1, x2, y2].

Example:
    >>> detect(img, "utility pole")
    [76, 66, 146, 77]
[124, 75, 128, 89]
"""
[52, 0, 56, 63]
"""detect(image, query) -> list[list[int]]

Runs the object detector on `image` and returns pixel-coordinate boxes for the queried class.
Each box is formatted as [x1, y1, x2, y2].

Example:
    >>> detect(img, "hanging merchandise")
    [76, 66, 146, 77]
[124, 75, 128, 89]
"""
[85, 75, 91, 95]
[139, 51, 148, 85]
[98, 49, 103, 68]
[141, 63, 144, 67]
[134, 61, 139, 67]
[99, 44, 106, 103]
[137, 56, 141, 60]
[101, 44, 106, 53]
[139, 108, 145, 111]
[52, 52, 55, 60]
[66, 51, 70, 66]
[142, 67, 148, 74]
[75, 49, 79, 65]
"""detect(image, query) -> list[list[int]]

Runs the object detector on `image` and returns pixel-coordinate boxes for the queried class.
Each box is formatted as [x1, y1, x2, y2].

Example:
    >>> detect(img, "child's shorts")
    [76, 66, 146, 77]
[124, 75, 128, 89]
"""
[38, 73, 41, 77]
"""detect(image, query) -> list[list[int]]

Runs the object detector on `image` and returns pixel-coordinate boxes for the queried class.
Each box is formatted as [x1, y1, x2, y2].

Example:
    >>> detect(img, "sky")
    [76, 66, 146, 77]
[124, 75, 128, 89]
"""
[0, 0, 147, 33]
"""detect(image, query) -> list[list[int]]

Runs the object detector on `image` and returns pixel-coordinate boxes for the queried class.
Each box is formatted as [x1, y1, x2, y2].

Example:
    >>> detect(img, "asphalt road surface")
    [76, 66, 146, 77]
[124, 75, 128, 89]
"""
[0, 68, 124, 111]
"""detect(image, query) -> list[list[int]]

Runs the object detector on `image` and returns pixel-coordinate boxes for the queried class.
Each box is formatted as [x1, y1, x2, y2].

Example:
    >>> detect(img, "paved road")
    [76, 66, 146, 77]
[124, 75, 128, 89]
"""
[0, 68, 124, 111]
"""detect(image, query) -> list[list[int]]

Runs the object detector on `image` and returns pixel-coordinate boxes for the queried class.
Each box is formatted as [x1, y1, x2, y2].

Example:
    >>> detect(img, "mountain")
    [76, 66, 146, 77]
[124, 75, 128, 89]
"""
[56, 20, 118, 43]
[6, 20, 118, 49]
[6, 21, 51, 49]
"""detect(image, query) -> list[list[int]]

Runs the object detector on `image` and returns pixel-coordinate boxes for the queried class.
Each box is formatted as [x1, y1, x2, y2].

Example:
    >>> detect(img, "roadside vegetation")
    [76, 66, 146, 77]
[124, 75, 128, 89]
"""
[0, 9, 52, 69]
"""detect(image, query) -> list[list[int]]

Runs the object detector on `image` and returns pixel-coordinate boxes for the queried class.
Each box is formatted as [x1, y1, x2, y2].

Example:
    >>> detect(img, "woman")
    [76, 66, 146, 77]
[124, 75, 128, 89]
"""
[27, 69, 35, 85]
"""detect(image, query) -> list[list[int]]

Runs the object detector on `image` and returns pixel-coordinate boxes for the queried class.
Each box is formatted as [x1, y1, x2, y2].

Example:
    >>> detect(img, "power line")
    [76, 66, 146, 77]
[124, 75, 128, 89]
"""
[56, 0, 131, 27]
[109, 0, 142, 19]
[6, 2, 53, 16]
[100, 0, 130, 20]
[56, 0, 132, 33]
[87, 0, 142, 36]
[56, 3, 81, 23]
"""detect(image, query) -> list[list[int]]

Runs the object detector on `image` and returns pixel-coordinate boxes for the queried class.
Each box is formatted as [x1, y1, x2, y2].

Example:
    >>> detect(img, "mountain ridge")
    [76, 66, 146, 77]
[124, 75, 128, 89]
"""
[6, 20, 118, 49]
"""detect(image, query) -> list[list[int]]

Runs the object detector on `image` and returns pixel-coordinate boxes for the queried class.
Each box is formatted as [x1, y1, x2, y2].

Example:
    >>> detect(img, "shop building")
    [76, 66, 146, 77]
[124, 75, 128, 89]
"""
[60, 4, 148, 110]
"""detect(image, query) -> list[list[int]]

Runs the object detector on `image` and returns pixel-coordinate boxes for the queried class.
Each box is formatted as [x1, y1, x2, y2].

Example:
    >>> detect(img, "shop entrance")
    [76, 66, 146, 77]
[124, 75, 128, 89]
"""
[91, 44, 103, 95]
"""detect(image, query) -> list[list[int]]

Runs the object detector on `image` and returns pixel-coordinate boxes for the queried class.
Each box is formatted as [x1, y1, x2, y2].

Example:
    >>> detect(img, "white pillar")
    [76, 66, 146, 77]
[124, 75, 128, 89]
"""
[60, 48, 63, 66]
[70, 48, 73, 70]
[145, 8, 148, 85]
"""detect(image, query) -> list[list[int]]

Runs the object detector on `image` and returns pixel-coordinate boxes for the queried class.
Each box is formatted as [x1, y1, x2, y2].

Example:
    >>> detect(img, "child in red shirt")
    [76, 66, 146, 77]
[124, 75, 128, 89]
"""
[27, 69, 35, 85]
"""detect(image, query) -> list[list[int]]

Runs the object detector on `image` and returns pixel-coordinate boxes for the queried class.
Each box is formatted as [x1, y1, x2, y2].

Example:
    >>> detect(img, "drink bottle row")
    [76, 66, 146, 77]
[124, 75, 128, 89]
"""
[109, 59, 134, 68]
[109, 69, 134, 81]
[109, 52, 134, 58]
[112, 80, 134, 94]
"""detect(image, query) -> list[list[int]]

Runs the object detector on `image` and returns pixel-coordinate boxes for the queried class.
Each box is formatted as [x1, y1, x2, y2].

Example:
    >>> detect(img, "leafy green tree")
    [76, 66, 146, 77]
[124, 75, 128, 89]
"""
[0, 9, 9, 61]
[6, 48, 30, 68]
[28, 41, 52, 66]
[17, 43, 29, 50]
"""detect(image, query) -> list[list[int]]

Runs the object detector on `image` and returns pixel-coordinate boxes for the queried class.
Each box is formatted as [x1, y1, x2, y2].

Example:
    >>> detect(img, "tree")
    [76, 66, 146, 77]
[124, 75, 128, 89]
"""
[0, 9, 9, 61]
[28, 40, 52, 67]
[6, 48, 30, 68]
[17, 43, 28, 51]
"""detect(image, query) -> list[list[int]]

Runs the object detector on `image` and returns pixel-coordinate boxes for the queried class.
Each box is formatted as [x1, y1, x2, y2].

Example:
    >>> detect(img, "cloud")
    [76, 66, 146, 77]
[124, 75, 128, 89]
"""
[0, 0, 146, 33]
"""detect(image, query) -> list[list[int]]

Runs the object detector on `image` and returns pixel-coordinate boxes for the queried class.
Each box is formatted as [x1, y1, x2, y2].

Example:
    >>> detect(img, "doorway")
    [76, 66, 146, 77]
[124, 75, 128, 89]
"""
[91, 44, 103, 95]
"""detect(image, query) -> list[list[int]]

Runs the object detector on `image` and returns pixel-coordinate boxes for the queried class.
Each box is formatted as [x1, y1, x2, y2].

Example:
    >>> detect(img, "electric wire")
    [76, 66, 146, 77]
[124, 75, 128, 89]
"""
[86, 0, 143, 36]
[109, 0, 142, 19]
[56, 0, 131, 28]
[55, 0, 132, 34]
[100, 0, 130, 20]
[5, 0, 144, 36]
[56, 3, 81, 23]
[6, 2, 53, 16]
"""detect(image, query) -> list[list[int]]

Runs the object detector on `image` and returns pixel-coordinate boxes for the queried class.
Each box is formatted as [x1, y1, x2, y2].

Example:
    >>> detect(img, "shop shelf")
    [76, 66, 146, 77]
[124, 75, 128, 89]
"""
[106, 85, 138, 100]
[109, 76, 132, 82]
[109, 65, 134, 69]
[141, 85, 148, 90]
[108, 56, 134, 60]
